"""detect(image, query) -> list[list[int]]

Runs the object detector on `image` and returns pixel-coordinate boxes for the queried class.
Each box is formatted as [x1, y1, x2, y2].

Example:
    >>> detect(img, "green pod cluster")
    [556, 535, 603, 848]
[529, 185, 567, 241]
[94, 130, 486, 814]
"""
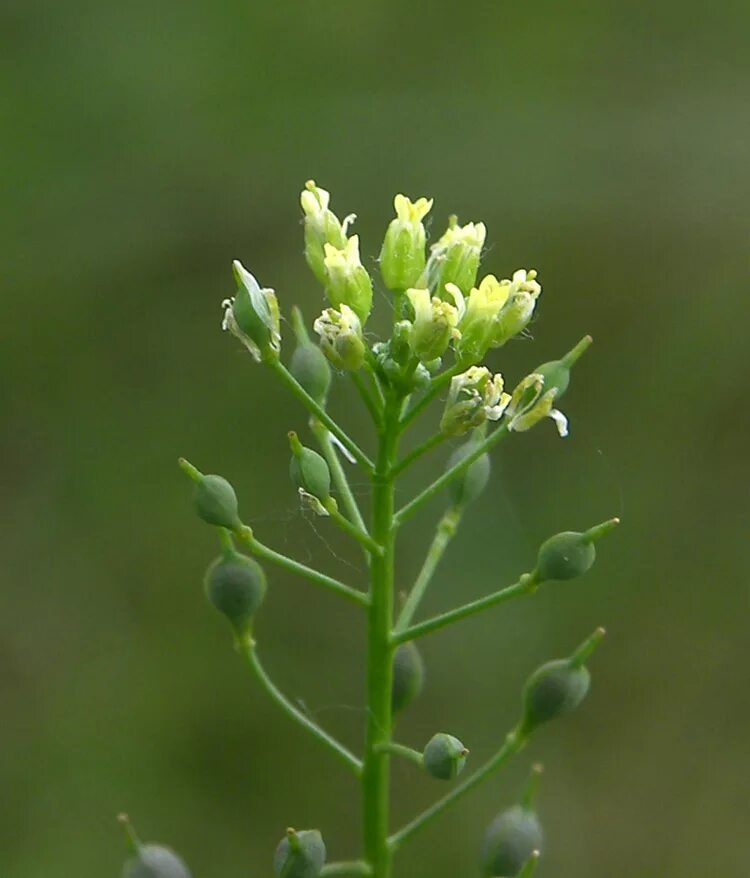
[391, 641, 425, 715]
[447, 431, 491, 509]
[423, 733, 468, 780]
[123, 845, 192, 878]
[520, 628, 605, 734]
[288, 432, 331, 501]
[273, 828, 326, 878]
[535, 518, 619, 582]
[204, 551, 267, 636]
[480, 805, 543, 878]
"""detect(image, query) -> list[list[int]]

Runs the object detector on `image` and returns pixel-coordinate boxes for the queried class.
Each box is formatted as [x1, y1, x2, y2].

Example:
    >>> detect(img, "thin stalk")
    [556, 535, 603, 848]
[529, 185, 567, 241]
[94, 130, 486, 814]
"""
[388, 727, 527, 851]
[325, 500, 383, 556]
[361, 394, 402, 878]
[352, 371, 382, 427]
[235, 526, 368, 607]
[393, 574, 537, 645]
[364, 361, 386, 409]
[376, 742, 423, 767]
[394, 425, 510, 526]
[270, 359, 374, 473]
[389, 432, 446, 479]
[393, 507, 462, 634]
[399, 364, 460, 431]
[240, 641, 363, 775]
[312, 422, 368, 536]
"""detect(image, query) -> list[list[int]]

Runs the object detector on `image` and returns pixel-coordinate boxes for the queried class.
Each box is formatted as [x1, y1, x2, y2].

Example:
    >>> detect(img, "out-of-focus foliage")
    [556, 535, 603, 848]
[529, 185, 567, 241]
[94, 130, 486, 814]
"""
[2, 2, 748, 876]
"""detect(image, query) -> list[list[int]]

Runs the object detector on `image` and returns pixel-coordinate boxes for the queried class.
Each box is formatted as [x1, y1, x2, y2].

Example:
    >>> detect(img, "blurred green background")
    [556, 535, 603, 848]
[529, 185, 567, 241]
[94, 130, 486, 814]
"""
[3, 1, 749, 876]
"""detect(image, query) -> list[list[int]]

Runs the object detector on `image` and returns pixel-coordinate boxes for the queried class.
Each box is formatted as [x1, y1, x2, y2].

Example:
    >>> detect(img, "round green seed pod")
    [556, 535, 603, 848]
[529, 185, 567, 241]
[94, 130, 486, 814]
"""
[521, 659, 590, 733]
[392, 641, 425, 715]
[534, 359, 570, 399]
[447, 436, 491, 509]
[423, 733, 468, 780]
[291, 344, 331, 405]
[289, 434, 331, 501]
[194, 474, 241, 530]
[204, 552, 267, 633]
[123, 844, 192, 878]
[535, 531, 595, 581]
[480, 805, 543, 877]
[273, 828, 326, 878]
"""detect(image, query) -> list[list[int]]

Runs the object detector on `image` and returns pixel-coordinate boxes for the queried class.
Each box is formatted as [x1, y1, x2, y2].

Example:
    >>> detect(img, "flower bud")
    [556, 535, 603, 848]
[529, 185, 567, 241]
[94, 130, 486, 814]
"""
[273, 828, 326, 878]
[314, 305, 366, 371]
[440, 367, 510, 437]
[423, 217, 486, 295]
[289, 432, 331, 504]
[290, 307, 331, 405]
[534, 518, 619, 582]
[222, 261, 281, 363]
[379, 194, 433, 291]
[204, 551, 267, 637]
[491, 270, 542, 349]
[179, 459, 241, 530]
[323, 236, 373, 324]
[405, 287, 459, 362]
[119, 816, 191, 878]
[480, 767, 543, 878]
[447, 430, 492, 509]
[520, 628, 605, 734]
[448, 275, 508, 366]
[423, 733, 469, 780]
[300, 180, 348, 285]
[504, 374, 568, 438]
[533, 335, 592, 401]
[392, 641, 425, 715]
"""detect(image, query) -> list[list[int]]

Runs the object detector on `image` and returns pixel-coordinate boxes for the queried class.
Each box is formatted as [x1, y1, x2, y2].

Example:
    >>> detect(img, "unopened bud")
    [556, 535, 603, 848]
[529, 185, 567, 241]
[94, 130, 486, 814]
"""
[314, 305, 366, 371]
[424, 218, 486, 295]
[406, 287, 459, 362]
[380, 194, 432, 291]
[323, 236, 373, 324]
[273, 828, 326, 878]
[450, 275, 508, 366]
[423, 733, 469, 780]
[300, 180, 348, 285]
[221, 261, 281, 363]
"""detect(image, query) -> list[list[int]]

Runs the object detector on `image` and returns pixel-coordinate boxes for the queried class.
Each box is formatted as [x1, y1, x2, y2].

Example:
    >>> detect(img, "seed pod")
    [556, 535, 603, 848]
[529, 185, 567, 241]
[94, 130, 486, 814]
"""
[423, 733, 468, 780]
[535, 518, 619, 582]
[391, 641, 425, 715]
[533, 335, 592, 402]
[289, 432, 331, 501]
[447, 431, 491, 509]
[177, 458, 243, 530]
[204, 551, 267, 636]
[273, 828, 326, 878]
[290, 306, 332, 405]
[520, 628, 605, 734]
[480, 806, 542, 877]
[123, 845, 192, 878]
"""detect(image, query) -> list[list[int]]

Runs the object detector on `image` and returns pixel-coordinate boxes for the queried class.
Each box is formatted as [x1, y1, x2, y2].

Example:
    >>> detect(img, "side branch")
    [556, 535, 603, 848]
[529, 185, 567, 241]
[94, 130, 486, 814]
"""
[240, 642, 363, 775]
[388, 726, 527, 850]
[235, 526, 369, 607]
[311, 422, 368, 537]
[270, 359, 374, 473]
[393, 425, 510, 526]
[393, 573, 537, 644]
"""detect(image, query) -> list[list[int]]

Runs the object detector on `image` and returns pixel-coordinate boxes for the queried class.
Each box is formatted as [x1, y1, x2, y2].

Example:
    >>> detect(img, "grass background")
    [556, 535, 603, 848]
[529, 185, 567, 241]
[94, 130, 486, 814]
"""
[3, 1, 749, 875]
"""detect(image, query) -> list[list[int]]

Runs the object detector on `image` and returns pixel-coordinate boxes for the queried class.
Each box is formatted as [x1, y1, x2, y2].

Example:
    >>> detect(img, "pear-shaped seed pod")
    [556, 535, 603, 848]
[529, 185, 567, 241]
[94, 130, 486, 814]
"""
[194, 474, 241, 530]
[391, 641, 425, 715]
[535, 531, 596, 581]
[533, 335, 592, 402]
[273, 828, 326, 878]
[423, 733, 468, 780]
[204, 552, 267, 634]
[289, 433, 331, 501]
[447, 435, 491, 509]
[123, 844, 192, 878]
[521, 659, 590, 733]
[480, 805, 543, 877]
[291, 344, 331, 405]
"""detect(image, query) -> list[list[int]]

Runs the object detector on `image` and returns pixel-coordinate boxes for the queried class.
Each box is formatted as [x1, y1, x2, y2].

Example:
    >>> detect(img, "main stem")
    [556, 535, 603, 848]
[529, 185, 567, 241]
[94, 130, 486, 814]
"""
[362, 393, 401, 878]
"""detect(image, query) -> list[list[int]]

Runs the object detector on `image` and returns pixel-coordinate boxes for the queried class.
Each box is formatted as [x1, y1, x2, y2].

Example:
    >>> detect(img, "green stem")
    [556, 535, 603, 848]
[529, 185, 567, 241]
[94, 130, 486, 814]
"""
[240, 641, 363, 775]
[393, 507, 462, 634]
[270, 359, 374, 473]
[394, 425, 510, 526]
[312, 422, 368, 536]
[399, 365, 460, 431]
[364, 361, 386, 410]
[376, 742, 423, 767]
[321, 861, 373, 876]
[388, 727, 527, 851]
[362, 393, 402, 878]
[352, 371, 383, 426]
[389, 432, 446, 479]
[235, 526, 368, 607]
[325, 500, 383, 556]
[393, 573, 537, 645]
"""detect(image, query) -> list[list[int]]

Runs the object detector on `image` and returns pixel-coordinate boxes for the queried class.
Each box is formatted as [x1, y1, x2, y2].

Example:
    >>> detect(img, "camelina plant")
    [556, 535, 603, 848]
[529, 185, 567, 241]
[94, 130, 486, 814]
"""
[120, 181, 618, 878]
